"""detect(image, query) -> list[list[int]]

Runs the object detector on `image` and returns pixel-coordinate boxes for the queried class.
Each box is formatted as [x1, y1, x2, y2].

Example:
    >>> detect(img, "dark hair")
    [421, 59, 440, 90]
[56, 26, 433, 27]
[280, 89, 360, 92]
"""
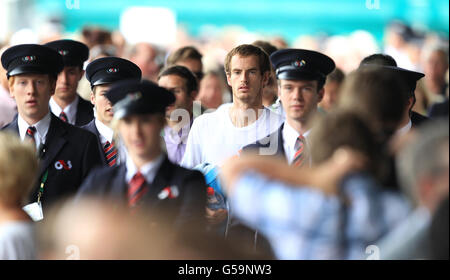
[359, 53, 397, 67]
[166, 46, 202, 66]
[224, 44, 271, 75]
[338, 67, 409, 138]
[359, 53, 416, 116]
[252, 40, 278, 56]
[158, 65, 198, 95]
[326, 67, 345, 84]
[309, 110, 378, 173]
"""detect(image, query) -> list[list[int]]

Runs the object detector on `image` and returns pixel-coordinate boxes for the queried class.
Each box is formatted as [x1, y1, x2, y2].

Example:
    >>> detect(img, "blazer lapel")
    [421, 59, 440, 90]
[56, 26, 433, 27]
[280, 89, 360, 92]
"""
[38, 114, 67, 177]
[2, 115, 19, 134]
[91, 120, 108, 165]
[75, 97, 94, 126]
[277, 123, 287, 160]
[109, 164, 128, 202]
[144, 156, 172, 205]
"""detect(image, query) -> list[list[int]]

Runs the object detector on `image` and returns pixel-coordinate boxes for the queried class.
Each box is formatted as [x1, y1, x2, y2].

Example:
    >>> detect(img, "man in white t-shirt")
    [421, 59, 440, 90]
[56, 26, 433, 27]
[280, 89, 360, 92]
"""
[181, 44, 284, 168]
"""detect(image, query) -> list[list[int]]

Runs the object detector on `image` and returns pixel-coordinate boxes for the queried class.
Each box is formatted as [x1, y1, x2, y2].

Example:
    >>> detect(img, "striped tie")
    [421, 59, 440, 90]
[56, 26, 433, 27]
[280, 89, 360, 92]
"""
[292, 135, 307, 167]
[128, 171, 148, 208]
[103, 141, 118, 167]
[25, 126, 37, 145]
[59, 111, 68, 123]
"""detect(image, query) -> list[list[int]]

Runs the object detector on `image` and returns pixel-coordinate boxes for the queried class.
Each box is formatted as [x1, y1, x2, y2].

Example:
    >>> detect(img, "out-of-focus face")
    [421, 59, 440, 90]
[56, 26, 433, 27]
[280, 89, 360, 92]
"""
[197, 73, 223, 109]
[262, 71, 278, 104]
[226, 54, 268, 105]
[319, 80, 341, 111]
[424, 50, 449, 82]
[176, 59, 203, 80]
[279, 79, 323, 122]
[118, 114, 164, 161]
[130, 43, 159, 82]
[91, 84, 113, 125]
[9, 73, 55, 124]
[54, 66, 84, 102]
[158, 74, 194, 119]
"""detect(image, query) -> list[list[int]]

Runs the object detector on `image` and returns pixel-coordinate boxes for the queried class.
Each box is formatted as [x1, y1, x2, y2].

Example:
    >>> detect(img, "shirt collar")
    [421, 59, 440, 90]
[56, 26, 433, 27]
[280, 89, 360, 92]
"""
[49, 95, 79, 125]
[396, 119, 412, 136]
[282, 121, 311, 149]
[125, 153, 165, 184]
[95, 118, 114, 144]
[163, 120, 192, 143]
[18, 112, 51, 146]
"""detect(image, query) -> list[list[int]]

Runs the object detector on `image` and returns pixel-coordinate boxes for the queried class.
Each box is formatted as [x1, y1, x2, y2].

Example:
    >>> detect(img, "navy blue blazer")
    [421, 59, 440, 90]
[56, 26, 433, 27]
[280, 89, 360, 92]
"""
[242, 123, 287, 160]
[428, 99, 449, 119]
[81, 119, 108, 166]
[77, 156, 207, 229]
[2, 113, 103, 210]
[75, 96, 94, 127]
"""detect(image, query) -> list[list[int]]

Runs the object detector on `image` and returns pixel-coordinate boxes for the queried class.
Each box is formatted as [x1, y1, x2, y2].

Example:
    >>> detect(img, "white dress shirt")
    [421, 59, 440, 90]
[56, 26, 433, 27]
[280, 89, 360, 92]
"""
[125, 153, 165, 184]
[396, 119, 412, 136]
[282, 122, 311, 164]
[18, 112, 51, 149]
[95, 118, 127, 164]
[49, 95, 79, 125]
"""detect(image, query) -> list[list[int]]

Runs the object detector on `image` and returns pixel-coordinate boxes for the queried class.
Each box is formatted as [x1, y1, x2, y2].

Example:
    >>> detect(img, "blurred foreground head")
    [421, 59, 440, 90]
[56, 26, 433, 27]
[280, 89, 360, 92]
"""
[0, 132, 38, 207]
[37, 197, 272, 260]
[338, 67, 409, 140]
[396, 120, 449, 212]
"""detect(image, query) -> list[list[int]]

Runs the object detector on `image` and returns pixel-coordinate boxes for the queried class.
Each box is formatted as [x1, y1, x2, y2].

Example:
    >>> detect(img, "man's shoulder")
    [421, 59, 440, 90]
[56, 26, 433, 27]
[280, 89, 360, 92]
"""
[165, 158, 205, 180]
[192, 103, 230, 128]
[62, 120, 97, 140]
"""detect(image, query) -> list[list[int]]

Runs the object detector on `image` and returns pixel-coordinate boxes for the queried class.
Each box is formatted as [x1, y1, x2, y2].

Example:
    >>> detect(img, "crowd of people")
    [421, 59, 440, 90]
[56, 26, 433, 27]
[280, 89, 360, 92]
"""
[0, 20, 448, 260]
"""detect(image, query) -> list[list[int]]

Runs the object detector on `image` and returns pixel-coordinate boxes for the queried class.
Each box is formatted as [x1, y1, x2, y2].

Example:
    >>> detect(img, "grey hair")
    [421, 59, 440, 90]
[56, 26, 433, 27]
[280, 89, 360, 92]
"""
[396, 120, 449, 205]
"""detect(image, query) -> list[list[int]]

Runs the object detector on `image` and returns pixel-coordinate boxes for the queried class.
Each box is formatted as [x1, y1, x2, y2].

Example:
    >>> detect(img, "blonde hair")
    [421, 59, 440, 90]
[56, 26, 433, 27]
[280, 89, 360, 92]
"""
[0, 132, 38, 205]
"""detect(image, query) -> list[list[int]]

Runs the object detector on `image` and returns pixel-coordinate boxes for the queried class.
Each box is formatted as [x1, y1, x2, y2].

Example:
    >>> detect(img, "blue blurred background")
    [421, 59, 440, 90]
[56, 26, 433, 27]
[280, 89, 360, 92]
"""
[3, 0, 449, 45]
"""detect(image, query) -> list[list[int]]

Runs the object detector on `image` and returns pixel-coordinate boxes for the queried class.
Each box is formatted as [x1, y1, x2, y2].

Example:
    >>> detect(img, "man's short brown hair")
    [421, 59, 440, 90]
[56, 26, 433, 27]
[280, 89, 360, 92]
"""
[166, 46, 202, 66]
[224, 44, 271, 75]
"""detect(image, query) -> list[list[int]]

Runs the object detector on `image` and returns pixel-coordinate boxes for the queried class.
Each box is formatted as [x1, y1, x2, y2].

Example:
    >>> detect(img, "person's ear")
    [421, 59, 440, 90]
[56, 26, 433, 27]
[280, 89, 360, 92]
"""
[317, 88, 325, 102]
[226, 73, 232, 87]
[262, 71, 269, 88]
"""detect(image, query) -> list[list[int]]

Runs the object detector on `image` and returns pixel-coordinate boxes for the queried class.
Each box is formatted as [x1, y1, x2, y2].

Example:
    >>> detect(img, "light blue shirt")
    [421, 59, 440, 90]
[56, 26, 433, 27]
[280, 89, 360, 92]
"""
[230, 171, 411, 260]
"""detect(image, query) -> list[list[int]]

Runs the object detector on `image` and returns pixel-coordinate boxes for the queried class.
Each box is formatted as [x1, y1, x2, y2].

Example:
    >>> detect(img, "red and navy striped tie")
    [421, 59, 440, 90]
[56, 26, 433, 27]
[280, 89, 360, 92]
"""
[292, 135, 307, 167]
[25, 126, 37, 145]
[128, 171, 148, 208]
[103, 141, 118, 167]
[59, 111, 68, 123]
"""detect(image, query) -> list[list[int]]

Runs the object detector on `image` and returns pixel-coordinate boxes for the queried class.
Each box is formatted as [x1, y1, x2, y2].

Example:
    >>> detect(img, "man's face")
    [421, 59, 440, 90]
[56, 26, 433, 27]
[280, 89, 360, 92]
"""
[320, 81, 340, 111]
[176, 59, 203, 80]
[118, 114, 164, 160]
[131, 43, 159, 81]
[158, 74, 194, 119]
[425, 50, 449, 82]
[197, 73, 223, 109]
[279, 79, 323, 122]
[10, 73, 55, 122]
[55, 66, 84, 101]
[91, 84, 113, 125]
[226, 55, 268, 105]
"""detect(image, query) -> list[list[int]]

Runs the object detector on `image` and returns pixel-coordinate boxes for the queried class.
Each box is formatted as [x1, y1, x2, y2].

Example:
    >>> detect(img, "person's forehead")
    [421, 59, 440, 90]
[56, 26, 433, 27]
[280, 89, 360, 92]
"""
[280, 79, 317, 86]
[230, 54, 259, 68]
[14, 73, 50, 79]
[63, 65, 82, 71]
[159, 74, 187, 86]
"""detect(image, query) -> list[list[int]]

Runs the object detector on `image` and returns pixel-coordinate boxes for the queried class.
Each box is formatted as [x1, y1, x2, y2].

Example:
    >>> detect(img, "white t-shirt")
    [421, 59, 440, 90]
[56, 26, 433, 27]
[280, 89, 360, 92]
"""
[181, 103, 284, 168]
[0, 221, 36, 260]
